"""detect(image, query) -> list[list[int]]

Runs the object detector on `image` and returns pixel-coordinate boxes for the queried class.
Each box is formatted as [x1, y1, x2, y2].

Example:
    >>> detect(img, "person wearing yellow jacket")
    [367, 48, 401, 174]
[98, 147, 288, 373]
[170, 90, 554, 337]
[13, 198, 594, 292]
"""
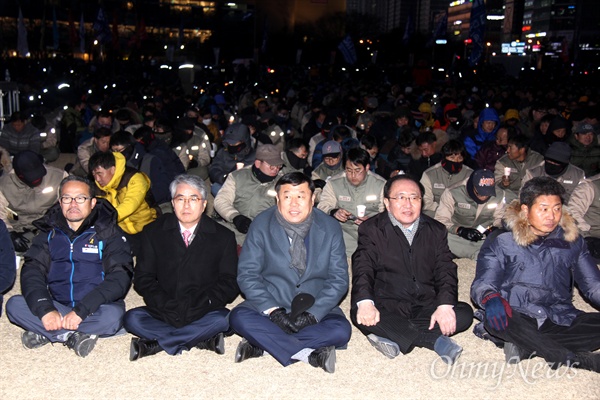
[89, 151, 156, 254]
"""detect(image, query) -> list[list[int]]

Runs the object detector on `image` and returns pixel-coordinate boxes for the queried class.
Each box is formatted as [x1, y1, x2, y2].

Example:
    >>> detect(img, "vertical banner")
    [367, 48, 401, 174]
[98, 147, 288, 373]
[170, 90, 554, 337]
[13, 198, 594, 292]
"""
[337, 35, 357, 65]
[80, 12, 86, 53]
[469, 0, 486, 66]
[53, 7, 59, 50]
[17, 8, 29, 57]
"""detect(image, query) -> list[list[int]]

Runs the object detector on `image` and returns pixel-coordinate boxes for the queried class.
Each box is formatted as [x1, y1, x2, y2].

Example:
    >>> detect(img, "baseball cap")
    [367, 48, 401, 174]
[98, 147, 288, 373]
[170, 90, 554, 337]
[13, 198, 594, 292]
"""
[322, 140, 342, 156]
[223, 123, 250, 145]
[472, 169, 496, 197]
[573, 123, 596, 135]
[13, 150, 47, 187]
[256, 144, 283, 166]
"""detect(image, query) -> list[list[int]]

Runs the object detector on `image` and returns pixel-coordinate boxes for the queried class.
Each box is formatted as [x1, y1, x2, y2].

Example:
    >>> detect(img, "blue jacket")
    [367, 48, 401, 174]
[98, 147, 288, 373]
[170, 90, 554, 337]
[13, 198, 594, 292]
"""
[21, 199, 133, 320]
[464, 108, 500, 159]
[471, 201, 600, 327]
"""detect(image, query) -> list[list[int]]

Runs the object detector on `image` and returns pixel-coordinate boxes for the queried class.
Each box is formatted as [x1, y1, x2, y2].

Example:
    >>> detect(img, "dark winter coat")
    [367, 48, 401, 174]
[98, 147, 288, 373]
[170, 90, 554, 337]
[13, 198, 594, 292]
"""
[351, 212, 458, 316]
[21, 199, 133, 320]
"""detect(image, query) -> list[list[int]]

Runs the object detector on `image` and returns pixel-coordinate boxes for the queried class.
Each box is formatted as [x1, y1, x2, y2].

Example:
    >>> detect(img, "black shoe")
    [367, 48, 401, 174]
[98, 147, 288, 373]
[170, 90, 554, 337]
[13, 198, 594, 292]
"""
[21, 331, 50, 349]
[234, 338, 264, 363]
[195, 332, 225, 355]
[130, 338, 164, 361]
[64, 332, 98, 358]
[573, 352, 600, 373]
[308, 346, 336, 373]
[504, 342, 524, 364]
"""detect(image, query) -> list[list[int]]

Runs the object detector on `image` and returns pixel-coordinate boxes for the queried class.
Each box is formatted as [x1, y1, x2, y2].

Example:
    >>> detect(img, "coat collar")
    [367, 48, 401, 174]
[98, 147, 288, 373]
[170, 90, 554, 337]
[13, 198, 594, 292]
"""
[503, 199, 579, 246]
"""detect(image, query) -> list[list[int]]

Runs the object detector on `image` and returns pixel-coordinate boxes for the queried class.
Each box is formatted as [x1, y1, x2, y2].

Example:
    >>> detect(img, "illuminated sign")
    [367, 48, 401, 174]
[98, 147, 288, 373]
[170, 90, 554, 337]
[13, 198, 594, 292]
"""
[502, 42, 526, 54]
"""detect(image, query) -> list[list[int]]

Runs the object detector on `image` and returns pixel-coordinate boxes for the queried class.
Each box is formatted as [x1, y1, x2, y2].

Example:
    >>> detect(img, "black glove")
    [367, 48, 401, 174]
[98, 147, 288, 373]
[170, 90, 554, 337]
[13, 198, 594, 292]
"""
[313, 179, 326, 189]
[233, 215, 252, 234]
[584, 237, 600, 260]
[485, 226, 498, 236]
[457, 227, 484, 242]
[269, 307, 298, 334]
[10, 231, 30, 253]
[293, 311, 318, 331]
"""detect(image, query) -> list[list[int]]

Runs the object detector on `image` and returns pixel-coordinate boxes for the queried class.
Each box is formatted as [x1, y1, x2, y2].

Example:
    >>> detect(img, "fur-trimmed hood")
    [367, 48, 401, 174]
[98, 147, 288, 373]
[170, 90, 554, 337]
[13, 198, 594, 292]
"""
[503, 199, 579, 246]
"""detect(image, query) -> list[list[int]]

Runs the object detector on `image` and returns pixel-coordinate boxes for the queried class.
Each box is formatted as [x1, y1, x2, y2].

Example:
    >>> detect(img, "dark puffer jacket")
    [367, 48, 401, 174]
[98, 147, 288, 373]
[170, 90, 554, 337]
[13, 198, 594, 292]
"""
[21, 199, 133, 320]
[471, 200, 600, 326]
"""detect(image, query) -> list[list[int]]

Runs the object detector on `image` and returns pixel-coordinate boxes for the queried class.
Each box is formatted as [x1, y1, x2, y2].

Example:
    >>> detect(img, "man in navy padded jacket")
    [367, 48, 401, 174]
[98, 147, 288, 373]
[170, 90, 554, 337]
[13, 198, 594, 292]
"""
[6, 175, 133, 358]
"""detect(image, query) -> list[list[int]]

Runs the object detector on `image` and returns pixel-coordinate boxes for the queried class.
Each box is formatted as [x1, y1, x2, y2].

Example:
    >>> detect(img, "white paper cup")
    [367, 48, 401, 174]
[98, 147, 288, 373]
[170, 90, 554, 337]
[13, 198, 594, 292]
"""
[236, 162, 244, 170]
[504, 167, 511, 176]
[356, 205, 366, 218]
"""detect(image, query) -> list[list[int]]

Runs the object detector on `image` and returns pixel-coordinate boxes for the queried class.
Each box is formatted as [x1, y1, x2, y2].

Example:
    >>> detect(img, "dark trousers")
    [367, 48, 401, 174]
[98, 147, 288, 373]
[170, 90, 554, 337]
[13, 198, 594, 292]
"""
[124, 307, 229, 355]
[485, 310, 600, 364]
[351, 302, 474, 354]
[229, 306, 352, 366]
[6, 295, 125, 342]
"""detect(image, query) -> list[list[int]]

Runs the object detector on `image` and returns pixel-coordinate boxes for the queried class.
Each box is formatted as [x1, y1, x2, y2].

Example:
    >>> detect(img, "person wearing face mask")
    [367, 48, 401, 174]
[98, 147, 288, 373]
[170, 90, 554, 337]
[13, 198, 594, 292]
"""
[0, 150, 68, 252]
[214, 144, 282, 245]
[522, 142, 585, 203]
[435, 169, 506, 260]
[110, 130, 171, 208]
[530, 115, 570, 157]
[421, 140, 473, 218]
[209, 123, 256, 196]
[171, 117, 212, 179]
[281, 138, 311, 176]
[474, 125, 514, 170]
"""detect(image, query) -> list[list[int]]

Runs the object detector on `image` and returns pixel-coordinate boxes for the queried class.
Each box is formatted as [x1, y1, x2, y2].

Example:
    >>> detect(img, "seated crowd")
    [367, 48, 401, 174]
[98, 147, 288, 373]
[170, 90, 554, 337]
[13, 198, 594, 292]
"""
[0, 80, 599, 374]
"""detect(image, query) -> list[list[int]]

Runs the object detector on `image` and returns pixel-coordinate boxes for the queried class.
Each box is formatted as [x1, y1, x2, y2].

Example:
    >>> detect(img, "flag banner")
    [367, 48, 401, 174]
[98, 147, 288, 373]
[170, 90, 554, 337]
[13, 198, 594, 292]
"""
[80, 12, 85, 53]
[403, 13, 414, 46]
[177, 16, 184, 48]
[53, 7, 59, 50]
[338, 35, 357, 65]
[68, 11, 77, 48]
[427, 11, 448, 47]
[93, 7, 111, 45]
[469, 0, 486, 66]
[17, 8, 29, 57]
[112, 11, 120, 49]
[261, 20, 268, 54]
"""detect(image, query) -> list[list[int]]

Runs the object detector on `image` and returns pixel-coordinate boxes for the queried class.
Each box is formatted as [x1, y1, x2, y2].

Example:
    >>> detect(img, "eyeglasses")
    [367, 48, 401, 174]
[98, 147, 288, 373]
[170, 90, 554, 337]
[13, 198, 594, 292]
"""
[345, 168, 366, 176]
[387, 195, 422, 203]
[60, 196, 92, 205]
[262, 161, 283, 171]
[173, 195, 203, 205]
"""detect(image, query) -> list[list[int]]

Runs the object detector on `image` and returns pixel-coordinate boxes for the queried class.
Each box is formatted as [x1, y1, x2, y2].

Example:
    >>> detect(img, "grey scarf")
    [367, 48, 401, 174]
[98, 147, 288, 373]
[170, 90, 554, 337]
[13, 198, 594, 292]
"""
[275, 209, 314, 276]
[388, 211, 419, 246]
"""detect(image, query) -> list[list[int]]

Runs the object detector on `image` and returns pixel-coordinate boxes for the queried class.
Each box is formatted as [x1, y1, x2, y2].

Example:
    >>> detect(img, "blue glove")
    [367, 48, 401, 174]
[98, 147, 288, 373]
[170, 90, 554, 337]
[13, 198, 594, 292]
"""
[482, 293, 513, 331]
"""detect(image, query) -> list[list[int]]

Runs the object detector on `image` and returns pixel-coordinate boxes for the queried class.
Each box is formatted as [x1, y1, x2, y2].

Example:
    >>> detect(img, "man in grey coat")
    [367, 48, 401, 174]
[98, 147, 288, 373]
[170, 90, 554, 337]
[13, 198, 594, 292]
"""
[229, 172, 351, 373]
